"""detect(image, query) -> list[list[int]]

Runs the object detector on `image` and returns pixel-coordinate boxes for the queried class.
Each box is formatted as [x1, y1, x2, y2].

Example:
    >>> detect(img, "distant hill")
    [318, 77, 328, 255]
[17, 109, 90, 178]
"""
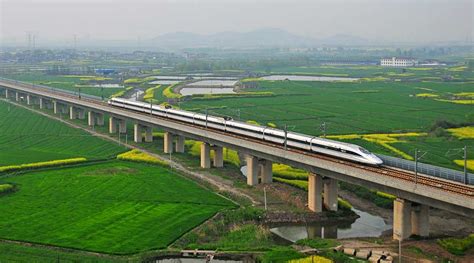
[149, 28, 368, 49]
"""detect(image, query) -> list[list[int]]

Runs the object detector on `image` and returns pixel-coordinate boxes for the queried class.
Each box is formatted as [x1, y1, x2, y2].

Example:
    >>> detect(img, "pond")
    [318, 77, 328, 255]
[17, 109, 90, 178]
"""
[187, 80, 238, 87]
[92, 84, 124, 88]
[180, 87, 236, 96]
[270, 208, 391, 242]
[260, 75, 359, 82]
[149, 80, 182, 85]
[240, 166, 390, 240]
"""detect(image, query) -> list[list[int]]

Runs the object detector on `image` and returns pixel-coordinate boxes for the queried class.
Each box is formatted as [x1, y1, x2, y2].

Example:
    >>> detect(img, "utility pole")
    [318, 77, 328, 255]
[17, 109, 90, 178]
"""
[264, 187, 267, 210]
[320, 122, 326, 138]
[414, 149, 427, 185]
[464, 146, 468, 184]
[205, 108, 208, 128]
[284, 124, 288, 150]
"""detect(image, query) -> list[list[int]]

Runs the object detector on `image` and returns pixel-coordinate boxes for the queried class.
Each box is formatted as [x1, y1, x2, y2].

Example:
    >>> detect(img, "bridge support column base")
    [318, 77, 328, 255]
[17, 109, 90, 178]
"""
[164, 132, 173, 153]
[260, 160, 273, 183]
[308, 173, 323, 212]
[53, 101, 58, 114]
[96, 113, 104, 126]
[118, 119, 127, 133]
[212, 146, 223, 168]
[200, 142, 211, 168]
[88, 111, 95, 126]
[323, 178, 338, 211]
[109, 117, 117, 133]
[175, 136, 185, 153]
[411, 204, 430, 237]
[393, 198, 412, 241]
[70, 106, 77, 120]
[144, 126, 153, 142]
[246, 155, 258, 186]
[134, 124, 143, 143]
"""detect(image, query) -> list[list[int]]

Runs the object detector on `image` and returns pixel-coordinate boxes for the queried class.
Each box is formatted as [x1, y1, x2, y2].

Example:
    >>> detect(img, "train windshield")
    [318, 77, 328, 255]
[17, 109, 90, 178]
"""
[359, 147, 371, 154]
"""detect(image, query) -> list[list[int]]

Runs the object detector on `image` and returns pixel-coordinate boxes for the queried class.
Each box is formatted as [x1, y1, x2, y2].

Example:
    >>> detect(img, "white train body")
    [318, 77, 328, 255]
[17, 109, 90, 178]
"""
[108, 98, 383, 165]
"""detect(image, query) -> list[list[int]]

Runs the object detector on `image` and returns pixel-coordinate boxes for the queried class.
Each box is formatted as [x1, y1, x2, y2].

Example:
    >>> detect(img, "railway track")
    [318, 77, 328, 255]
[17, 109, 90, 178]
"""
[4, 81, 474, 198]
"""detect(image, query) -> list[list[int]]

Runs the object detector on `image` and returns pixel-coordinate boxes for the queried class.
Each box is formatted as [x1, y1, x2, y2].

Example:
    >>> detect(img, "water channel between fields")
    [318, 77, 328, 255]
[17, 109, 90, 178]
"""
[240, 166, 391, 241]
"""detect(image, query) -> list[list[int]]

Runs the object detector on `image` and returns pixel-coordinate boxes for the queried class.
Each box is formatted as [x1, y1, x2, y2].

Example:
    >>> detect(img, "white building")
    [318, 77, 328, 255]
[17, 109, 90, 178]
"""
[380, 57, 418, 67]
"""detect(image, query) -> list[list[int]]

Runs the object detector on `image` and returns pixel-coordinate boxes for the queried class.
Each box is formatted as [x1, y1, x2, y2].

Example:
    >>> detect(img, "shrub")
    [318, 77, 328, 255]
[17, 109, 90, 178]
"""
[222, 207, 265, 224]
[438, 234, 474, 255]
[0, 158, 87, 173]
[0, 184, 14, 194]
[117, 149, 168, 166]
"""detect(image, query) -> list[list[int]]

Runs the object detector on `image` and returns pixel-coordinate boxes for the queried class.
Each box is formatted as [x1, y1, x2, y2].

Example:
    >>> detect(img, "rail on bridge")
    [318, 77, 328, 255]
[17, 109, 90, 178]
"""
[377, 154, 473, 185]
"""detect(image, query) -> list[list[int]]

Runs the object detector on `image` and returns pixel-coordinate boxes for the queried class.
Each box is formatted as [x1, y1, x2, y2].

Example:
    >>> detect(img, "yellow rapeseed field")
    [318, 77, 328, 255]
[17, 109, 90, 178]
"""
[447, 127, 474, 139]
[416, 93, 439, 98]
[117, 149, 168, 166]
[327, 132, 427, 160]
[0, 158, 87, 173]
[288, 255, 333, 263]
[454, 160, 474, 171]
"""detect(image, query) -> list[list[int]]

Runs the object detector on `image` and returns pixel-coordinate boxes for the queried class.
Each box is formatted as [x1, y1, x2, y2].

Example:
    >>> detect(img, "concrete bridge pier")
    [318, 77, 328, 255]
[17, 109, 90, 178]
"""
[144, 126, 153, 142]
[393, 198, 430, 240]
[164, 132, 174, 153]
[175, 135, 185, 153]
[259, 159, 273, 183]
[15, 91, 20, 102]
[4, 89, 8, 99]
[109, 117, 118, 133]
[39, 97, 44, 109]
[109, 117, 127, 134]
[26, 94, 32, 105]
[246, 155, 259, 185]
[133, 124, 152, 143]
[308, 173, 323, 212]
[211, 145, 223, 168]
[200, 142, 211, 168]
[70, 106, 77, 119]
[53, 101, 58, 114]
[134, 124, 143, 143]
[323, 178, 338, 211]
[88, 111, 104, 127]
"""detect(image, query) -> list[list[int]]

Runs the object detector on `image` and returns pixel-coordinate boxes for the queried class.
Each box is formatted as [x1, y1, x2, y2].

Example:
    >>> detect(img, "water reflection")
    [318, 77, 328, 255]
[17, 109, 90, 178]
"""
[180, 87, 235, 96]
[260, 75, 359, 82]
[270, 208, 390, 242]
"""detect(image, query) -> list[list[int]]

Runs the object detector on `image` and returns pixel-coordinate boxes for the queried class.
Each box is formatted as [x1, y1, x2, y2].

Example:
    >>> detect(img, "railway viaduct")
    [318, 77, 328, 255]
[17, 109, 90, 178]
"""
[1, 79, 473, 241]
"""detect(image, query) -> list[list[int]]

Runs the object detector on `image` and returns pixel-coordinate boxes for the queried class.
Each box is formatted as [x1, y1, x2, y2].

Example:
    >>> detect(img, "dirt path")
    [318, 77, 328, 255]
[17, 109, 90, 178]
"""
[5, 100, 259, 205]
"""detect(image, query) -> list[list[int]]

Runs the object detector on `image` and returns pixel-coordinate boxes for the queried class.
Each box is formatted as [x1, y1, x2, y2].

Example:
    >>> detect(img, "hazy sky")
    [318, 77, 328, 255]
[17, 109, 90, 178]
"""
[1, 0, 472, 45]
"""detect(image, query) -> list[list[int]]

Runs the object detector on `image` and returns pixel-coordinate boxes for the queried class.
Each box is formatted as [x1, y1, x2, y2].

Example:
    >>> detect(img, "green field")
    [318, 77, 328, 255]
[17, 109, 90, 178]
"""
[2, 73, 124, 98]
[180, 80, 473, 170]
[0, 161, 235, 254]
[0, 100, 126, 166]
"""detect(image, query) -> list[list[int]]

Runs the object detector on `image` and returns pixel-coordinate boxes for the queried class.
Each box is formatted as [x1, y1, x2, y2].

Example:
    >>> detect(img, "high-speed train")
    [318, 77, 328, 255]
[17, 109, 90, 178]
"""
[108, 97, 383, 165]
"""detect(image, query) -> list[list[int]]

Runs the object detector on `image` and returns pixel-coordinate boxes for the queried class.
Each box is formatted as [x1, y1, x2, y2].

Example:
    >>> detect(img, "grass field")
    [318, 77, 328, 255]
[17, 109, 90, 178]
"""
[2, 73, 124, 98]
[0, 161, 235, 254]
[0, 100, 126, 166]
[181, 80, 474, 170]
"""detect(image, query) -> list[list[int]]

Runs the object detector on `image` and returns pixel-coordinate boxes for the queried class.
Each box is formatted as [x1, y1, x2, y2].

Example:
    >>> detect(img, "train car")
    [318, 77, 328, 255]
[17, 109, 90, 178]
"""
[108, 97, 383, 165]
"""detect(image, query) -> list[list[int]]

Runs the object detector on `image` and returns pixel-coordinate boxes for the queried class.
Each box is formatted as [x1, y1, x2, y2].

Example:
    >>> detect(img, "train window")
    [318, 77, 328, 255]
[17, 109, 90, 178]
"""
[359, 147, 371, 154]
